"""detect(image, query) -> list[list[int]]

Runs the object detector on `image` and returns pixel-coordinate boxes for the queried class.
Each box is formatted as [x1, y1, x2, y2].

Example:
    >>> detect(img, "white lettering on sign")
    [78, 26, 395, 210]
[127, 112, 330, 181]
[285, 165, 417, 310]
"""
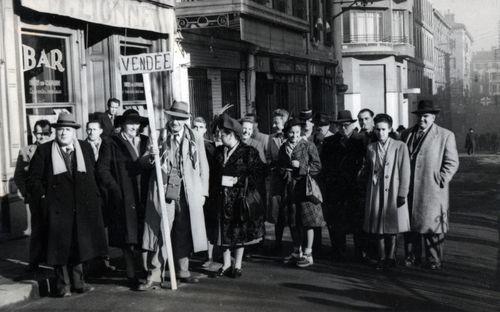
[22, 45, 65, 72]
[120, 52, 172, 75]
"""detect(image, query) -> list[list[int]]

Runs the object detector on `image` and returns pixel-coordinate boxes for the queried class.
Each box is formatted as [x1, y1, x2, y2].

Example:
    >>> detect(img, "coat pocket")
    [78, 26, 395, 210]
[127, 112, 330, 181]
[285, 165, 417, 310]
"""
[433, 172, 442, 187]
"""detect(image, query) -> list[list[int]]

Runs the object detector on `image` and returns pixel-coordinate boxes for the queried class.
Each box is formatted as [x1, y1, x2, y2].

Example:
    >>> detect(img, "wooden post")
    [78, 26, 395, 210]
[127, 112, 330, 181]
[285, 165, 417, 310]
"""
[142, 73, 177, 290]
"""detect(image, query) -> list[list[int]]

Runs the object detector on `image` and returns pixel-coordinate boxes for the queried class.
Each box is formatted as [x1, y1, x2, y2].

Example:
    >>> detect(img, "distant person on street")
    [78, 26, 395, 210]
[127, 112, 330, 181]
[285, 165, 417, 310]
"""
[14, 119, 52, 272]
[401, 100, 459, 270]
[28, 113, 107, 297]
[86, 120, 104, 161]
[243, 113, 269, 150]
[363, 114, 411, 270]
[241, 117, 267, 163]
[465, 128, 476, 155]
[299, 109, 315, 141]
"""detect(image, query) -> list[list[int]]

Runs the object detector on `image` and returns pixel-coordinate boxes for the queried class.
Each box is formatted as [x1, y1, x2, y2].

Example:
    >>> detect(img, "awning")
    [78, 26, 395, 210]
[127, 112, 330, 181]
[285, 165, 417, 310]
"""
[21, 0, 175, 34]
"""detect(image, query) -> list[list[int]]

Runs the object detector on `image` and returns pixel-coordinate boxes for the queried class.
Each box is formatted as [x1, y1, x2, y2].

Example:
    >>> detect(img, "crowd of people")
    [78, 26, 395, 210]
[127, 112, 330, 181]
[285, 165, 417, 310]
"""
[14, 97, 459, 297]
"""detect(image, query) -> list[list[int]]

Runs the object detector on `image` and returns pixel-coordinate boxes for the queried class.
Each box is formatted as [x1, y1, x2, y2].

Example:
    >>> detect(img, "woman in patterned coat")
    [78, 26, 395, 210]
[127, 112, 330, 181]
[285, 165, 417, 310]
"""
[212, 114, 266, 278]
[278, 118, 324, 268]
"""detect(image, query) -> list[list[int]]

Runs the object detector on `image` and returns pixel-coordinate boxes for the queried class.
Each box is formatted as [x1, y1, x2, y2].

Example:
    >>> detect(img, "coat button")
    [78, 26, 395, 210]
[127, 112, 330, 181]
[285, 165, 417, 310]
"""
[385, 175, 389, 179]
[385, 189, 389, 192]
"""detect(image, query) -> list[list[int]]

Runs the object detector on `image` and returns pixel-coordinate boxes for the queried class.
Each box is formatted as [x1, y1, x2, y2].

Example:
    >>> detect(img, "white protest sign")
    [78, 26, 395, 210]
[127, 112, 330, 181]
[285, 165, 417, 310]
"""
[119, 52, 172, 75]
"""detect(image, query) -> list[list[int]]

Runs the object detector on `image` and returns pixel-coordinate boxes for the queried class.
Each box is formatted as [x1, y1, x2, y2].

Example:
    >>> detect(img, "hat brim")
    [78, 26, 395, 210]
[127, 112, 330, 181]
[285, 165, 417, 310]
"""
[51, 123, 81, 129]
[411, 109, 440, 114]
[165, 110, 191, 119]
[333, 118, 357, 124]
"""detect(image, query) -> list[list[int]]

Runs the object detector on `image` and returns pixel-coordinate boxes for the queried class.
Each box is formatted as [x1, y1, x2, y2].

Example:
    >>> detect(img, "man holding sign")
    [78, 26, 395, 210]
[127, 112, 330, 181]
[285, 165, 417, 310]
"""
[141, 101, 209, 290]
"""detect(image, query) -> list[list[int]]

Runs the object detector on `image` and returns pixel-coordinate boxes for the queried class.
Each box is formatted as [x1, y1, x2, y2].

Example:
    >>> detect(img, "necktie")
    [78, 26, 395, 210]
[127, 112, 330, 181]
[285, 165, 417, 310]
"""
[62, 148, 74, 175]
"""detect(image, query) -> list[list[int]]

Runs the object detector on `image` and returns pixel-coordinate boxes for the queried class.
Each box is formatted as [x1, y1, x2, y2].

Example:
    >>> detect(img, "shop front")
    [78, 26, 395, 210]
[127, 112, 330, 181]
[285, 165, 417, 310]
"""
[0, 0, 176, 236]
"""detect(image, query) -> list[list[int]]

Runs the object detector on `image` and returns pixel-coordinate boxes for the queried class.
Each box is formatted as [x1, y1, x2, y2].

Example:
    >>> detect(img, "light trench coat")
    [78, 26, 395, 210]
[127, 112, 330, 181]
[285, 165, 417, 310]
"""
[142, 127, 209, 253]
[363, 138, 411, 234]
[402, 124, 459, 234]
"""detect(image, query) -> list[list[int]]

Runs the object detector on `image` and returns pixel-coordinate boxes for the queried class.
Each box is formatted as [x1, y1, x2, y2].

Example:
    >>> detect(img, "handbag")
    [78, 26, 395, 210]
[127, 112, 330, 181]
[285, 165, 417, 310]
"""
[236, 177, 262, 223]
[306, 170, 323, 205]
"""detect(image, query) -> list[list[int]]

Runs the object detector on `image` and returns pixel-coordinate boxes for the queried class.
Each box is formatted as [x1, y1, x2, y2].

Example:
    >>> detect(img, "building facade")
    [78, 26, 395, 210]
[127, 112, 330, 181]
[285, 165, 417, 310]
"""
[175, 0, 340, 133]
[0, 0, 177, 236]
[445, 13, 473, 148]
[432, 8, 451, 129]
[406, 0, 433, 125]
[341, 0, 415, 128]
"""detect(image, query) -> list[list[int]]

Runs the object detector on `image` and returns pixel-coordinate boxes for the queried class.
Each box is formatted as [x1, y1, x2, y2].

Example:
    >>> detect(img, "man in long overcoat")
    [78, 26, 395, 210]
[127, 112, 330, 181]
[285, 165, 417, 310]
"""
[401, 100, 459, 270]
[96, 109, 151, 288]
[140, 101, 209, 289]
[321, 110, 365, 261]
[28, 113, 107, 297]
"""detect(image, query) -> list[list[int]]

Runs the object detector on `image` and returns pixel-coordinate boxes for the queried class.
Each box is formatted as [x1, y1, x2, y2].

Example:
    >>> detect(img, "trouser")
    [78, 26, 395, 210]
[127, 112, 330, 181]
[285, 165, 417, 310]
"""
[404, 231, 422, 262]
[28, 201, 47, 264]
[423, 233, 445, 265]
[376, 234, 397, 260]
[54, 264, 84, 293]
[170, 186, 193, 278]
[467, 146, 474, 155]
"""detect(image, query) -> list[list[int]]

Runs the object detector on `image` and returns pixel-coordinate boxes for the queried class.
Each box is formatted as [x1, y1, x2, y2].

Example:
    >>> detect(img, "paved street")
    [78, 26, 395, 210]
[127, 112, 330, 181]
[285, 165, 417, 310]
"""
[2, 155, 500, 312]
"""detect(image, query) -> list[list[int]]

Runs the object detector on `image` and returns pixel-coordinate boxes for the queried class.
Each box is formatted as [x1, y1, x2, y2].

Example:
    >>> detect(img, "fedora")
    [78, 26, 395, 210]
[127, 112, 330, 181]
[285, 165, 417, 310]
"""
[299, 109, 313, 121]
[165, 101, 191, 119]
[51, 112, 81, 129]
[283, 117, 305, 133]
[314, 112, 331, 126]
[412, 100, 440, 114]
[333, 110, 356, 123]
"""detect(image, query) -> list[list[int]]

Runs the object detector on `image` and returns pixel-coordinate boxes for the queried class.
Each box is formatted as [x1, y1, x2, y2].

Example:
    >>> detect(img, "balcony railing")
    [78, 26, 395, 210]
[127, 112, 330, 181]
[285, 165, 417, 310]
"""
[343, 35, 411, 44]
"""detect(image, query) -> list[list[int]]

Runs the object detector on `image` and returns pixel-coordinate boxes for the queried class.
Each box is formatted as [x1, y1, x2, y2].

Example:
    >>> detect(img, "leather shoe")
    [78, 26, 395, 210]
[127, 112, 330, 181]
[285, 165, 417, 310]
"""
[179, 276, 199, 284]
[216, 267, 233, 278]
[73, 284, 94, 294]
[127, 277, 140, 290]
[137, 280, 159, 291]
[232, 268, 242, 278]
[56, 290, 72, 298]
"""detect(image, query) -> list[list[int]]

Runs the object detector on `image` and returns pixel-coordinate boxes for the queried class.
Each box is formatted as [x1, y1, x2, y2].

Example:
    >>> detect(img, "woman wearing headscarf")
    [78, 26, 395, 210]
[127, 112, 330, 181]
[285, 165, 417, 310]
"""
[363, 114, 411, 270]
[212, 114, 266, 278]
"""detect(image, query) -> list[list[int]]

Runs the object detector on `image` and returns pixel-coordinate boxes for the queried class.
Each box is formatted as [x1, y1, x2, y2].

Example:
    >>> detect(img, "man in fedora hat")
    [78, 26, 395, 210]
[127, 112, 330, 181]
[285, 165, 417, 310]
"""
[96, 108, 152, 289]
[320, 110, 366, 261]
[28, 112, 107, 297]
[140, 100, 209, 289]
[401, 100, 459, 270]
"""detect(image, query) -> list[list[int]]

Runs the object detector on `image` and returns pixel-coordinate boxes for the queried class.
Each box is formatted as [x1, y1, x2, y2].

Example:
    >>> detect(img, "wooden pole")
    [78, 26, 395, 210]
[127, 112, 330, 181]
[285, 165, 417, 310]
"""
[142, 73, 177, 290]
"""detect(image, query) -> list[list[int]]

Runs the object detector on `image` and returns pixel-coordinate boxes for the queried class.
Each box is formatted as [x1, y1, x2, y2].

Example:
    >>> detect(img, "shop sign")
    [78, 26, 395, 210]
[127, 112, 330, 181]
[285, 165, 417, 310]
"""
[272, 59, 294, 74]
[21, 0, 174, 34]
[22, 34, 69, 104]
[325, 66, 334, 77]
[119, 52, 172, 75]
[310, 63, 325, 76]
[294, 62, 308, 75]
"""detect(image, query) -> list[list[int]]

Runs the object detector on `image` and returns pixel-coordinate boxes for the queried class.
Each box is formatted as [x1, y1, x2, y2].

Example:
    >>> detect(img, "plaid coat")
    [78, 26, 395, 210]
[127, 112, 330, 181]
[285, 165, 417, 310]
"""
[278, 139, 324, 228]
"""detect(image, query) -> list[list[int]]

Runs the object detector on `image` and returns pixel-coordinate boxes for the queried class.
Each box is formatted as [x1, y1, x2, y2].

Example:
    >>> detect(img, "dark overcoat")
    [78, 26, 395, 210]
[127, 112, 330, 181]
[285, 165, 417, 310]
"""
[277, 139, 324, 228]
[320, 132, 365, 229]
[96, 134, 151, 247]
[212, 143, 266, 247]
[28, 140, 107, 265]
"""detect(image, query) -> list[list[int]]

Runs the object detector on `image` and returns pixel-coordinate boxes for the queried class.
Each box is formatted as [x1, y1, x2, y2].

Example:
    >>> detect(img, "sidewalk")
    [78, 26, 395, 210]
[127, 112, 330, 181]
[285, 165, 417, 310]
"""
[0, 238, 52, 308]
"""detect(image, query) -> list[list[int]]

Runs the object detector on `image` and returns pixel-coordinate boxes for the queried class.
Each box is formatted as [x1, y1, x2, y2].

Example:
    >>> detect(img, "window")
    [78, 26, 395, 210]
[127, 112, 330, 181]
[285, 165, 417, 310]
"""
[120, 44, 149, 103]
[22, 32, 71, 104]
[392, 10, 408, 43]
[344, 10, 383, 43]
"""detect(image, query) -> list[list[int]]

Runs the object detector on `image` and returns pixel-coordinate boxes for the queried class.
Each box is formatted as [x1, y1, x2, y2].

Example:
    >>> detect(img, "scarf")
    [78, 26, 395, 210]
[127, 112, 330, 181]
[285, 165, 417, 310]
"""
[51, 139, 86, 175]
[284, 139, 299, 158]
[373, 139, 390, 185]
[160, 125, 198, 170]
